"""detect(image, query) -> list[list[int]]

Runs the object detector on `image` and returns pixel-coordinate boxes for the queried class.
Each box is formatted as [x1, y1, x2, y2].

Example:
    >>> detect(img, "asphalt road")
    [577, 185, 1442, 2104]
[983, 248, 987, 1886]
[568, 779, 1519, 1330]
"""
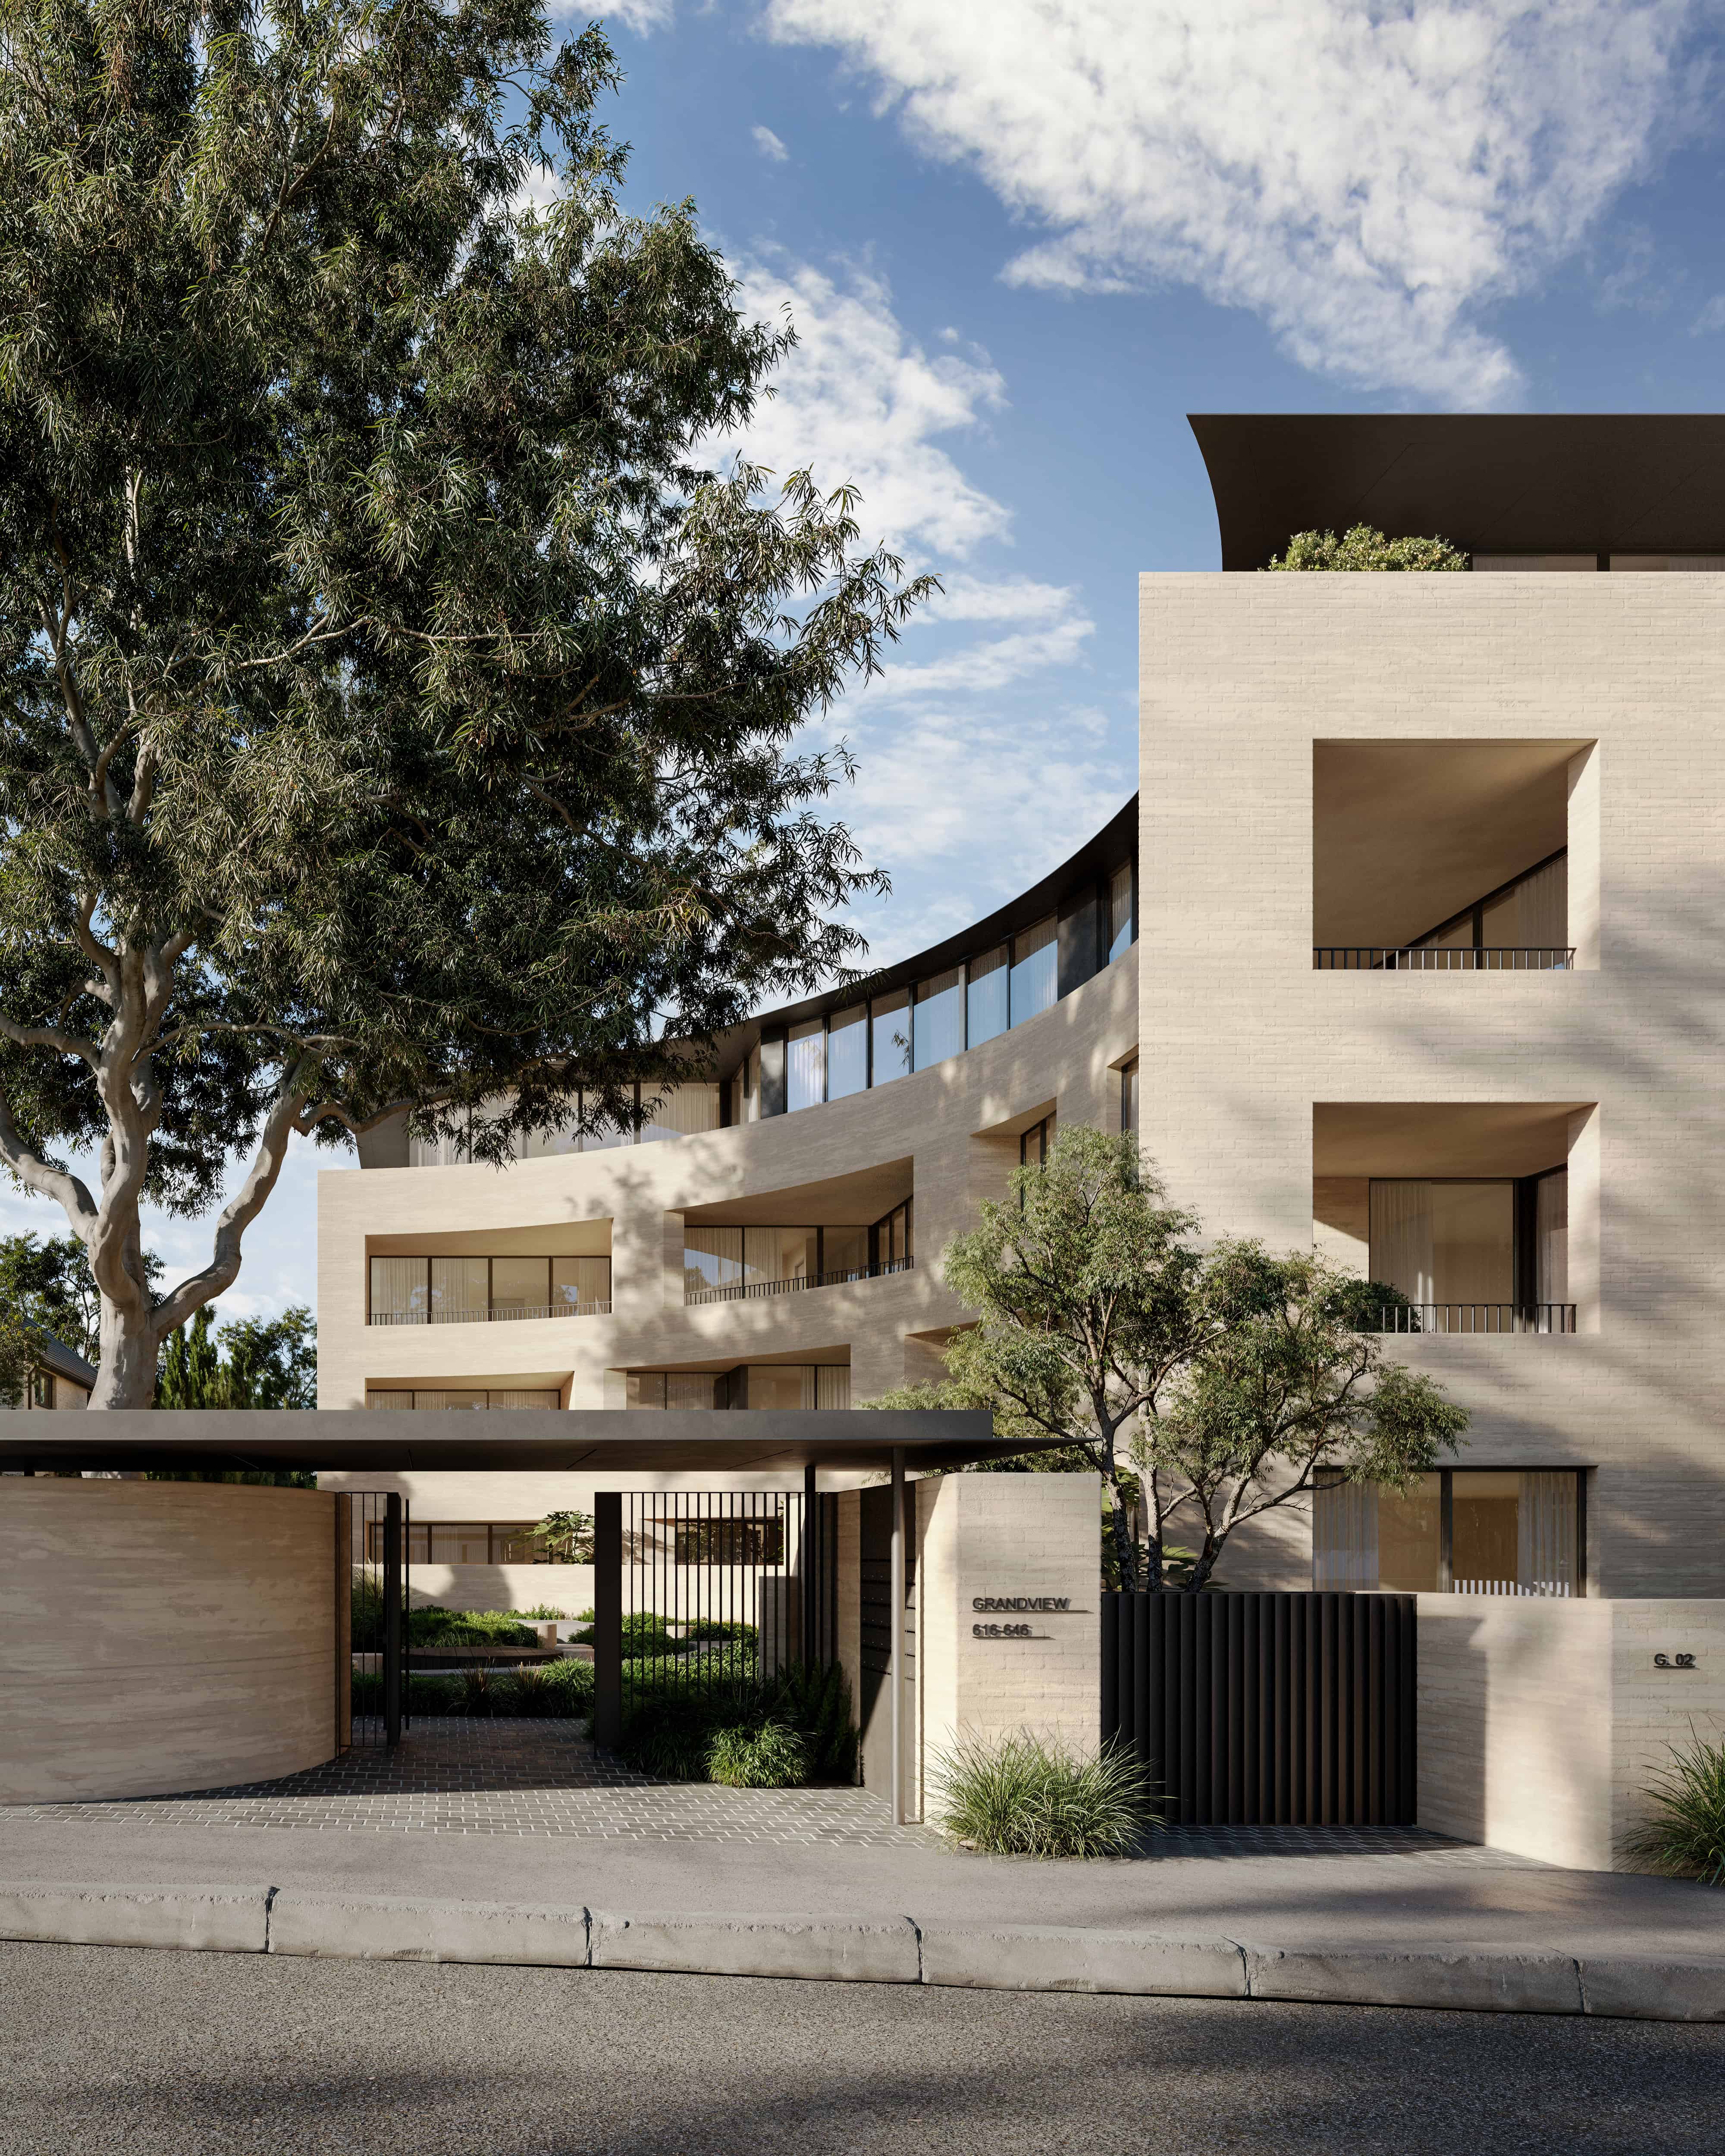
[1, 1942, 1721, 2156]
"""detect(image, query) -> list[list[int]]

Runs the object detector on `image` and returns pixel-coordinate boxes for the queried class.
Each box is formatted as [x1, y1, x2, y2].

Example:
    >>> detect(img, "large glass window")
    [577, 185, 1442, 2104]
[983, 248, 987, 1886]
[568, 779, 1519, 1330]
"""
[364, 1389, 561, 1410]
[430, 1257, 489, 1318]
[684, 1226, 743, 1296]
[637, 1082, 721, 1141]
[1536, 1169, 1568, 1305]
[870, 990, 910, 1086]
[913, 967, 964, 1070]
[743, 1226, 817, 1287]
[827, 1007, 868, 1098]
[1010, 917, 1057, 1027]
[1120, 1057, 1139, 1137]
[489, 1257, 548, 1314]
[821, 1224, 869, 1280]
[1108, 862, 1135, 963]
[966, 946, 1008, 1046]
[787, 1020, 826, 1112]
[1369, 1181, 1514, 1317]
[1313, 1467, 1581, 1595]
[369, 1257, 428, 1321]
[877, 1199, 913, 1269]
[742, 1364, 818, 1410]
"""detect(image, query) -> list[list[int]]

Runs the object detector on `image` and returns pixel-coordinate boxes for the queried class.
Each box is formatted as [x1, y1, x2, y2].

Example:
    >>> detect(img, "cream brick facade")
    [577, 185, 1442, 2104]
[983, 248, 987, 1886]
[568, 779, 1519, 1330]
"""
[1418, 1595, 1725, 1869]
[1139, 570, 1725, 1596]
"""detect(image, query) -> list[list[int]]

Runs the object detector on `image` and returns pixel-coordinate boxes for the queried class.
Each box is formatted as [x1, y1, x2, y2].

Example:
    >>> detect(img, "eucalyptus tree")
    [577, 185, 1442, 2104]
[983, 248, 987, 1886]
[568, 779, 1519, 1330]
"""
[0, 1, 928, 1403]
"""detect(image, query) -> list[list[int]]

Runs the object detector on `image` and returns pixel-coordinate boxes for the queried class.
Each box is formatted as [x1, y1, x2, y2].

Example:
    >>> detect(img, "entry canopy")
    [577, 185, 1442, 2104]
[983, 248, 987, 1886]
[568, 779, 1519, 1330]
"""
[0, 1407, 1032, 1476]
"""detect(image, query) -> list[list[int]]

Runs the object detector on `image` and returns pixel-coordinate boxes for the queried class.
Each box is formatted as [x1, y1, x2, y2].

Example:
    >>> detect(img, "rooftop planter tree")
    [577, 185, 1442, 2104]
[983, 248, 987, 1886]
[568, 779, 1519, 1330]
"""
[1267, 526, 1468, 570]
[0, 1, 928, 1404]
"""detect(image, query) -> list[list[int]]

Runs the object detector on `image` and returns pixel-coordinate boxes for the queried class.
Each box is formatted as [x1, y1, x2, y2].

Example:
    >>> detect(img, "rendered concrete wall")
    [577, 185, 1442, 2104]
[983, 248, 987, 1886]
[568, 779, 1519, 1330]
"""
[1417, 1595, 1725, 1869]
[1141, 572, 1725, 1595]
[0, 1480, 339, 1803]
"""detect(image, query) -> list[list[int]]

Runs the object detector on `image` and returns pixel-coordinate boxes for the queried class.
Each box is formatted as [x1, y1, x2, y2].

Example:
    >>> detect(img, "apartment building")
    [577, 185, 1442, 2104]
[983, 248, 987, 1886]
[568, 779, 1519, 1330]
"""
[1144, 412, 1725, 1601]
[316, 802, 1140, 1587]
[321, 411, 1725, 1611]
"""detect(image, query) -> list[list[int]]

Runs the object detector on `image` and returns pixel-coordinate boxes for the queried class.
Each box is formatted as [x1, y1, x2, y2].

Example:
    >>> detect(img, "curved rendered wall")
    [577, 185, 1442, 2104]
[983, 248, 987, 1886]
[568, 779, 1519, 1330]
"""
[0, 1480, 337, 1803]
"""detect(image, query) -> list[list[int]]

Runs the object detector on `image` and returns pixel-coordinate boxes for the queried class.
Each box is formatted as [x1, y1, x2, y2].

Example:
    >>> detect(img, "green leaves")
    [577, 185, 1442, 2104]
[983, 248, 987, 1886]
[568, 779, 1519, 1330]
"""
[1265, 524, 1468, 571]
[896, 1125, 1468, 1593]
[0, 3, 929, 1394]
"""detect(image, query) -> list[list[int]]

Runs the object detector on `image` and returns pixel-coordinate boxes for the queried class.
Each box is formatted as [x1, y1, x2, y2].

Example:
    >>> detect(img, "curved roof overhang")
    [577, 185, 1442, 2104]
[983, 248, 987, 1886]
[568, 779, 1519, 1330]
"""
[0, 1407, 1035, 1475]
[1189, 414, 1725, 570]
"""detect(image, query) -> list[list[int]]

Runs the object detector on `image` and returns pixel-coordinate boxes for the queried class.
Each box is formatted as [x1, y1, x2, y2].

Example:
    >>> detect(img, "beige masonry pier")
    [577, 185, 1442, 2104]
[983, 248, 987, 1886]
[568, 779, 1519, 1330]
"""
[1417, 1596, 1725, 1871]
[0, 1480, 340, 1804]
[835, 1472, 1101, 1823]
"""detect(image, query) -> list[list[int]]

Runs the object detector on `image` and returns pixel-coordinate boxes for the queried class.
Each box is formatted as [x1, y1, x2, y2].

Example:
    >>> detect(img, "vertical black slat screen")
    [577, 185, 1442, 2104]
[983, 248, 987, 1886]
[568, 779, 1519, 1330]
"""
[1099, 1592, 1417, 1827]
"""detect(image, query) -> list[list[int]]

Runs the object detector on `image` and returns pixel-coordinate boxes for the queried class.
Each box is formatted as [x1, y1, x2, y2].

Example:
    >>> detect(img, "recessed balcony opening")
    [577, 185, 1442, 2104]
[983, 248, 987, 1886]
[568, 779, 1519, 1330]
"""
[679, 1163, 913, 1306]
[366, 1222, 612, 1326]
[1314, 1103, 1595, 1334]
[624, 1357, 851, 1410]
[1312, 739, 1596, 971]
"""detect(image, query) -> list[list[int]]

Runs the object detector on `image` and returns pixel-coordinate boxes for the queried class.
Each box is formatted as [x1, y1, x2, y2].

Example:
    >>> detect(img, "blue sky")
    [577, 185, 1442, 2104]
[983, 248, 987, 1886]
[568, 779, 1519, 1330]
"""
[9, 0, 1725, 1327]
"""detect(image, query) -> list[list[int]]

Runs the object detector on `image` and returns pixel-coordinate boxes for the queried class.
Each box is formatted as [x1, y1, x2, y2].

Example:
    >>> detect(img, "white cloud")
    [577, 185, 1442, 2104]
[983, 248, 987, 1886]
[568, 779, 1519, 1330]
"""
[760, 0, 1699, 405]
[752, 123, 790, 161]
[596, 0, 676, 30]
[728, 253, 1011, 557]
[862, 614, 1093, 701]
[1692, 294, 1725, 334]
[918, 573, 1079, 624]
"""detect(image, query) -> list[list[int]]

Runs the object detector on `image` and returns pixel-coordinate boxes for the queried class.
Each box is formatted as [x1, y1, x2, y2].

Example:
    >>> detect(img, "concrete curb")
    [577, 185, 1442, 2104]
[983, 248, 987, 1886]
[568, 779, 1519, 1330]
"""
[1, 1884, 1722, 2021]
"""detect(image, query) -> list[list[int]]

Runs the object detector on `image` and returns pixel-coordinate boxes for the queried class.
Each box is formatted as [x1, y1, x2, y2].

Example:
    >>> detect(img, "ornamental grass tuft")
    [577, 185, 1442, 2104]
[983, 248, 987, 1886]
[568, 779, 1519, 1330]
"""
[928, 1732, 1156, 1859]
[1622, 1730, 1725, 1884]
[705, 1718, 809, 1789]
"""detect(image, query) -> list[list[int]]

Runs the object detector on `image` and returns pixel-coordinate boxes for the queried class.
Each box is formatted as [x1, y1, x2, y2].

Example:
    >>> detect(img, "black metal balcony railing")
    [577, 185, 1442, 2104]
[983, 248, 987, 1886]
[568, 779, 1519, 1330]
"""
[1314, 947, 1575, 971]
[684, 1256, 916, 1308]
[1367, 1304, 1576, 1335]
[368, 1300, 612, 1327]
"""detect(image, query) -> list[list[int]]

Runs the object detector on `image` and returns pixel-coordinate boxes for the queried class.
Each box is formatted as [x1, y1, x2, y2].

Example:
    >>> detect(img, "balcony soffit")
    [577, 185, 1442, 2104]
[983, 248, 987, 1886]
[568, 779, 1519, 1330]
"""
[1314, 739, 1587, 951]
[1313, 1102, 1593, 1179]
[680, 1157, 914, 1228]
[366, 1220, 614, 1258]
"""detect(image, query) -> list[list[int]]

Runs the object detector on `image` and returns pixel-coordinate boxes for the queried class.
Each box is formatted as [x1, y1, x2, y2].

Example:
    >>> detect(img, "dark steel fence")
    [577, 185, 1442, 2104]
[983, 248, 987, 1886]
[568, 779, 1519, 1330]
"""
[1314, 946, 1574, 970]
[590, 1488, 837, 1746]
[351, 1490, 411, 1748]
[1101, 1591, 1417, 1826]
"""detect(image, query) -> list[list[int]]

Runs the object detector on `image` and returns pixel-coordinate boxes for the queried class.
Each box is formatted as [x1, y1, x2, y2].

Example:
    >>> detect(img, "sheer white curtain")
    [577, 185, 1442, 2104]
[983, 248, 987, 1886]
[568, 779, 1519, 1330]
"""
[1313, 1476, 1378, 1589]
[1369, 1181, 1434, 1303]
[1517, 1471, 1577, 1595]
[1537, 1172, 1568, 1305]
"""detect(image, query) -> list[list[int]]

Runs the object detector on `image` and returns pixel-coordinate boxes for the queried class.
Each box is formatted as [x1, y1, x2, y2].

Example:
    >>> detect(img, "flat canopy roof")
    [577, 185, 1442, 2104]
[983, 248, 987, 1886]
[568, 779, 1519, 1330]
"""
[0, 1407, 1030, 1476]
[1189, 414, 1725, 570]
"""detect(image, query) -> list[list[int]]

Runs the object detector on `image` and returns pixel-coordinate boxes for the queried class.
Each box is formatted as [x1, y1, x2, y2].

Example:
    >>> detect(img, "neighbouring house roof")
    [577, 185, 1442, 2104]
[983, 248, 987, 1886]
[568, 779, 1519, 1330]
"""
[29, 1329, 96, 1391]
[1189, 413, 1725, 570]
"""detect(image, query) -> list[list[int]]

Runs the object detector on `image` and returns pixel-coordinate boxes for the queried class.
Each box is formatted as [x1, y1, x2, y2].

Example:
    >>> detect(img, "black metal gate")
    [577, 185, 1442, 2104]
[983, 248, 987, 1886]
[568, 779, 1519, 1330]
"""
[591, 1488, 836, 1747]
[351, 1491, 411, 1748]
[1101, 1591, 1417, 1826]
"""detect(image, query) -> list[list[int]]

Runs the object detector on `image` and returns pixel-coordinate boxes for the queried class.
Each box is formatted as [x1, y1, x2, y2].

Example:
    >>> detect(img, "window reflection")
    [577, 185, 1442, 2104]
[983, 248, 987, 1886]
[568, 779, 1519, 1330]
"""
[787, 1019, 825, 1112]
[1010, 917, 1057, 1027]
[966, 947, 1008, 1047]
[827, 1007, 868, 1099]
[1109, 863, 1135, 963]
[913, 967, 964, 1069]
[870, 989, 910, 1086]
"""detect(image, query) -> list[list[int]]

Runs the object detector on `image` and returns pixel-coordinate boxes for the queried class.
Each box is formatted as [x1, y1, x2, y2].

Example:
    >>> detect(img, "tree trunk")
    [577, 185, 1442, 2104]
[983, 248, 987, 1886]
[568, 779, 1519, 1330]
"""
[88, 1298, 161, 1408]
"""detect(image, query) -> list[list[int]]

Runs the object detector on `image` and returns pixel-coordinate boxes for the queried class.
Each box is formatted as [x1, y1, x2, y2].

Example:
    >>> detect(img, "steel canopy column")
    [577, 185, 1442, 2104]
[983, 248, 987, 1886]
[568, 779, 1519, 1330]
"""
[890, 1445, 906, 1826]
[382, 1493, 403, 1748]
[593, 1493, 622, 1749]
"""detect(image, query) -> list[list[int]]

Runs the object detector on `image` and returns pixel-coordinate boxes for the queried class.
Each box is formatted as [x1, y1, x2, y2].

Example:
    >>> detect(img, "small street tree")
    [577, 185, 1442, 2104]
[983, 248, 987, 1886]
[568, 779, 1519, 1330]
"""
[0, 3, 929, 1404]
[878, 1126, 1466, 1592]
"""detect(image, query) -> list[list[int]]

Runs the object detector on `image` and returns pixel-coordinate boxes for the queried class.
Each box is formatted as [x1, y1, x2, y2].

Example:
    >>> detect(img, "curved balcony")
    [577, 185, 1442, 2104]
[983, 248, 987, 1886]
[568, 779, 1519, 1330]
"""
[685, 1257, 915, 1308]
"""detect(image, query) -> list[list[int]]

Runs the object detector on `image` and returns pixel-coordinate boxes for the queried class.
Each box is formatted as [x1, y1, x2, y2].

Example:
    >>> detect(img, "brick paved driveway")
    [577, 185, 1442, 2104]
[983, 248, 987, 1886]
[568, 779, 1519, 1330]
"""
[6, 1717, 1531, 1865]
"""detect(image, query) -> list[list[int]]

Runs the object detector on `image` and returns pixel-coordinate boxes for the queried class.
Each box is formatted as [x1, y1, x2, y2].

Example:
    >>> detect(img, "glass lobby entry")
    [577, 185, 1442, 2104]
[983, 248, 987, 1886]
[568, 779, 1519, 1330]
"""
[1314, 1467, 1584, 1597]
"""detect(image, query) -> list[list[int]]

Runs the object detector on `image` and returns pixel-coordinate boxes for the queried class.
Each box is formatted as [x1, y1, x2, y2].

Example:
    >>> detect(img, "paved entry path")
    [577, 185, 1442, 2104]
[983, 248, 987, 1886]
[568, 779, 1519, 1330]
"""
[3, 1717, 1720, 1960]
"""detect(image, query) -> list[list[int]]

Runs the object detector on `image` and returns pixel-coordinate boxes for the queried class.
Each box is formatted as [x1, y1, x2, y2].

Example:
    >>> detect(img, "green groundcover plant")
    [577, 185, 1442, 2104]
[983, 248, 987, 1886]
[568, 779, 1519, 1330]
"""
[928, 1732, 1157, 1859]
[1622, 1730, 1725, 1884]
[352, 1658, 593, 1721]
[617, 1659, 856, 1787]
